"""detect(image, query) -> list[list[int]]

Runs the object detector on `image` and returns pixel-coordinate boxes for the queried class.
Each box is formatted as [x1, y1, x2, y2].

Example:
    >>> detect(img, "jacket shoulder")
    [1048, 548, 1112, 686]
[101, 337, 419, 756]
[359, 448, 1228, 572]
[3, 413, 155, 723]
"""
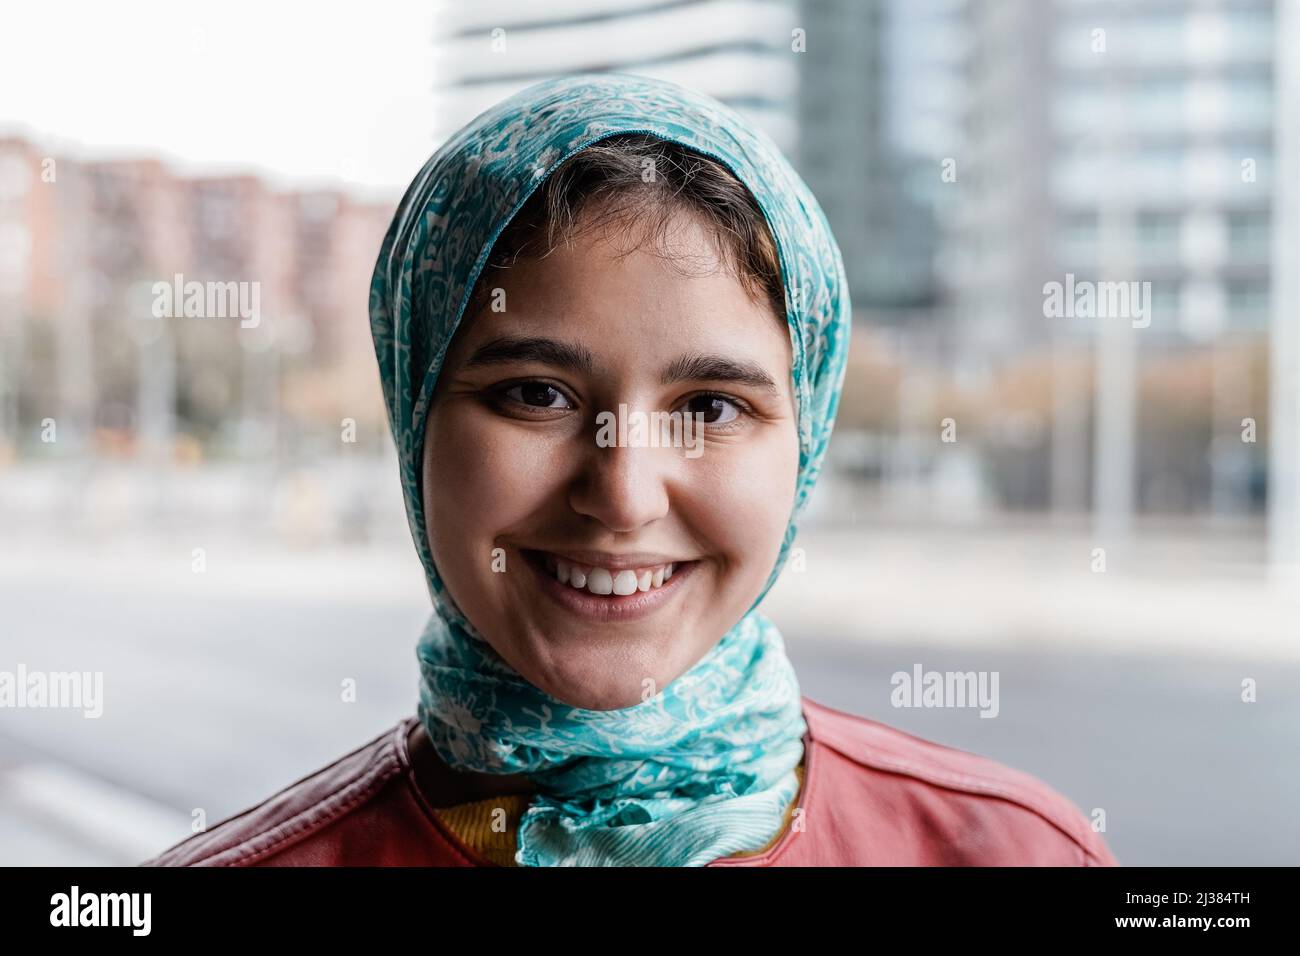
[801, 696, 1118, 865]
[140, 721, 412, 867]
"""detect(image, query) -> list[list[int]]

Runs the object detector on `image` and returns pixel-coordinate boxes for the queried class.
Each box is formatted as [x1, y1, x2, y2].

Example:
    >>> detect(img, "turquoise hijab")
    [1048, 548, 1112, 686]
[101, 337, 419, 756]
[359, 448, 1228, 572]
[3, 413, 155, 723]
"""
[369, 73, 850, 866]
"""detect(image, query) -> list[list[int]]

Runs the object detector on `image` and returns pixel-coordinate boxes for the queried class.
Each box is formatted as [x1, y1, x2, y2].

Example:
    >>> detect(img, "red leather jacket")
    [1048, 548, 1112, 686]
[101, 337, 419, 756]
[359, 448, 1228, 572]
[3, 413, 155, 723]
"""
[142, 697, 1118, 866]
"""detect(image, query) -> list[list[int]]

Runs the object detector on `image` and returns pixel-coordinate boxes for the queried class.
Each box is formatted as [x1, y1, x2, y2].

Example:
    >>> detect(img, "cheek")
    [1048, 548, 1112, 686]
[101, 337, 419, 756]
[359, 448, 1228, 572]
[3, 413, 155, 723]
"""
[424, 404, 567, 554]
[684, 426, 800, 572]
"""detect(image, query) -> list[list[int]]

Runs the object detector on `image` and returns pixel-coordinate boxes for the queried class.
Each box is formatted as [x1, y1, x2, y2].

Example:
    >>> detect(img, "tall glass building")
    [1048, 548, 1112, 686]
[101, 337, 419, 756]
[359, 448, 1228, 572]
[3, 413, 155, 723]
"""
[429, 0, 802, 153]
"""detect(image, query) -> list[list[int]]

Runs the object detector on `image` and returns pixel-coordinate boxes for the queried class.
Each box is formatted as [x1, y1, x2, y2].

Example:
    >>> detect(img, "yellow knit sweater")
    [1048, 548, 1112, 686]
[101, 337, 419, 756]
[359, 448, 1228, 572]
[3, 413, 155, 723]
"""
[434, 759, 805, 866]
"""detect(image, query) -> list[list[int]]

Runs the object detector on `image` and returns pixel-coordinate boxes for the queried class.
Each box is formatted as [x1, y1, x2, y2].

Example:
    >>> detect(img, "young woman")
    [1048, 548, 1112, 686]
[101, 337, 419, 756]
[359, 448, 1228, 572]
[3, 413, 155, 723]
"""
[145, 73, 1118, 867]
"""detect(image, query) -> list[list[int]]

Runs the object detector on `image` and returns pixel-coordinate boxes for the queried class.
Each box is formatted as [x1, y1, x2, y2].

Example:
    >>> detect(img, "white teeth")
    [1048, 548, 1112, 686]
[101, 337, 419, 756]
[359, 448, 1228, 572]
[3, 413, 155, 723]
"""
[544, 554, 682, 595]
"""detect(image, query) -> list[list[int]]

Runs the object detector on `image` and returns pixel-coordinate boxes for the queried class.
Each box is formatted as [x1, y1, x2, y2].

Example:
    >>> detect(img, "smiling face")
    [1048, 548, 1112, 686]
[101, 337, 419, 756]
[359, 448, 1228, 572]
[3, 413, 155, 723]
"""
[422, 207, 799, 711]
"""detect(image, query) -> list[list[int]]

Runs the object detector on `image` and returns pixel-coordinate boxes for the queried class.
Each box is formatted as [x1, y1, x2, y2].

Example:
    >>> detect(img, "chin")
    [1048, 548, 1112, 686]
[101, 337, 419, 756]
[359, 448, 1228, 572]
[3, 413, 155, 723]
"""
[508, 626, 703, 711]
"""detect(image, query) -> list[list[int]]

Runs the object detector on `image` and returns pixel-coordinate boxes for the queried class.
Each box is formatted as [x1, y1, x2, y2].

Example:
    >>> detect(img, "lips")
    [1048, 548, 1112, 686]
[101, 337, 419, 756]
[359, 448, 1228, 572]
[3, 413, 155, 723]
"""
[519, 549, 697, 621]
[544, 553, 675, 595]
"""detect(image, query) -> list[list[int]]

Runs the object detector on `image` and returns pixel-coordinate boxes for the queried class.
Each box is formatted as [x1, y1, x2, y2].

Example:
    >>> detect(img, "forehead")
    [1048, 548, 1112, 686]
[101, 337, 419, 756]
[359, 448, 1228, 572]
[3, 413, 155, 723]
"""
[452, 212, 791, 366]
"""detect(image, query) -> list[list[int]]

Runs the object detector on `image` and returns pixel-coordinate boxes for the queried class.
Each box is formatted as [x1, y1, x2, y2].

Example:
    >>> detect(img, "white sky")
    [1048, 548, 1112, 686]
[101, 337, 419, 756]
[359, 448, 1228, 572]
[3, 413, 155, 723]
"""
[0, 0, 440, 198]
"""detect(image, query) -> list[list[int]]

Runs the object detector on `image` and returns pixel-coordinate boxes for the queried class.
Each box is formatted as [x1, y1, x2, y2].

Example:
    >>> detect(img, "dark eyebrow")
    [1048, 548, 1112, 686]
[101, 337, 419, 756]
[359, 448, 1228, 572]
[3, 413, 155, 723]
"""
[462, 336, 780, 395]
[463, 336, 598, 375]
[660, 353, 781, 395]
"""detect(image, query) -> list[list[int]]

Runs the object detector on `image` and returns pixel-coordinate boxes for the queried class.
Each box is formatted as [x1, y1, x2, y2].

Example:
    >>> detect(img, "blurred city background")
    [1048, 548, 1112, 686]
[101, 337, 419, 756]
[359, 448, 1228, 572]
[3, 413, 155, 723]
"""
[2, 0, 1297, 866]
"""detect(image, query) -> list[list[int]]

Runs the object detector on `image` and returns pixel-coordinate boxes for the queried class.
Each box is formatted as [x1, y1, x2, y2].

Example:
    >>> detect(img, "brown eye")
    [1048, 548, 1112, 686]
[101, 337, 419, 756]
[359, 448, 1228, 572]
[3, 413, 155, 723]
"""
[681, 393, 741, 424]
[504, 382, 572, 409]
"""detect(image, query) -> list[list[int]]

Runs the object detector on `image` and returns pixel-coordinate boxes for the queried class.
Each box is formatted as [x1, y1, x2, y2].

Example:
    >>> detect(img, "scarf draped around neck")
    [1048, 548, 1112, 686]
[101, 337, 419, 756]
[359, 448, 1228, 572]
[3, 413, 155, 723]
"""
[369, 73, 850, 866]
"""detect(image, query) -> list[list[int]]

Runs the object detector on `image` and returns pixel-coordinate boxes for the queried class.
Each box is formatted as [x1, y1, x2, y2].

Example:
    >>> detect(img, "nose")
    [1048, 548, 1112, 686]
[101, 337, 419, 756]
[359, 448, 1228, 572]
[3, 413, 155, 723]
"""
[568, 439, 672, 533]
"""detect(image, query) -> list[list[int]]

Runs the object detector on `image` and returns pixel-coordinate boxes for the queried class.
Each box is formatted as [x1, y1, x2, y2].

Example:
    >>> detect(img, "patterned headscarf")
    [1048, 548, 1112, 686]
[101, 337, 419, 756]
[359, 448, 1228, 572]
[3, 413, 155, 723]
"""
[370, 73, 850, 866]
